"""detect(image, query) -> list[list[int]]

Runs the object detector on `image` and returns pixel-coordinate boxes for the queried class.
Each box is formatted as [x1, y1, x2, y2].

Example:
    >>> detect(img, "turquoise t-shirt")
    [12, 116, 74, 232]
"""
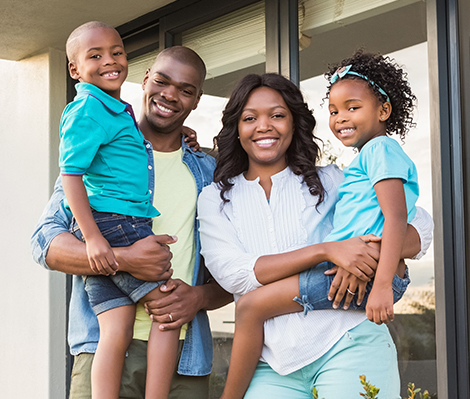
[59, 83, 159, 218]
[325, 136, 419, 242]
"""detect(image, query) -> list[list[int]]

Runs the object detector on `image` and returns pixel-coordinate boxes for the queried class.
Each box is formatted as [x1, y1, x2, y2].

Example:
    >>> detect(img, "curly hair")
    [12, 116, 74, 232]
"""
[324, 49, 416, 141]
[214, 73, 325, 204]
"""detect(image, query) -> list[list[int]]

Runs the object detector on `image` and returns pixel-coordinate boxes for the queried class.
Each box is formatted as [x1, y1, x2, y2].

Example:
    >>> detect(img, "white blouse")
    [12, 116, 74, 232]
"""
[198, 165, 433, 375]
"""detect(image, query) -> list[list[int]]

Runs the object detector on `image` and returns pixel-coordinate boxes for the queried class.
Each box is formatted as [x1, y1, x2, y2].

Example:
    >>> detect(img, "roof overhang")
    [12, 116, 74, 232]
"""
[0, 0, 176, 61]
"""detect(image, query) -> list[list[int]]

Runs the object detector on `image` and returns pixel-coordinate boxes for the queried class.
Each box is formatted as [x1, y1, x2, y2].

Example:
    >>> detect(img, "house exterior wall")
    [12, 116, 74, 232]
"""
[0, 48, 67, 399]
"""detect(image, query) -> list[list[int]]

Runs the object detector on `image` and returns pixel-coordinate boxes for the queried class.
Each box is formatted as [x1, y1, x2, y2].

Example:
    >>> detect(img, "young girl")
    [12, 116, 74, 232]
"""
[215, 51, 419, 398]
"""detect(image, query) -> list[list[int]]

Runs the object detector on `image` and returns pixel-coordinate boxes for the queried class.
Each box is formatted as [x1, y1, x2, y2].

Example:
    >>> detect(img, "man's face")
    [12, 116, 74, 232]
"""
[141, 56, 203, 135]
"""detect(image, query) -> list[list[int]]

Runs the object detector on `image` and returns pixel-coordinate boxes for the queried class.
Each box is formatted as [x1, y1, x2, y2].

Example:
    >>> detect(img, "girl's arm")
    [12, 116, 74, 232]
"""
[366, 178, 408, 324]
[62, 174, 118, 275]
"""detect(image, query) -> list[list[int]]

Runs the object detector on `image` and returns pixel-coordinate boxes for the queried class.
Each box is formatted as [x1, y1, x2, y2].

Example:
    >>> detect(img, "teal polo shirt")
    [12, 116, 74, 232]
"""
[59, 82, 159, 218]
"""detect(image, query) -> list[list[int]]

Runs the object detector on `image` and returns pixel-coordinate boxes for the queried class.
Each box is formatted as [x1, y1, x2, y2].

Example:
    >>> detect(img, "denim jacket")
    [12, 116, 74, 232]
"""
[31, 137, 216, 376]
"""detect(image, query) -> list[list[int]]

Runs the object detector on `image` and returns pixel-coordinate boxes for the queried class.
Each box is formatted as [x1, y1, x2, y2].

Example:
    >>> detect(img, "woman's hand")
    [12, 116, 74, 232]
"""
[325, 266, 368, 309]
[327, 235, 381, 281]
[182, 126, 201, 151]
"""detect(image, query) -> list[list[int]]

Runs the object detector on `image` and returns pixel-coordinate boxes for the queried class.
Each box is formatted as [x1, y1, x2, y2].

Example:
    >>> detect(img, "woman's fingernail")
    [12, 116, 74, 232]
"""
[328, 296, 332, 301]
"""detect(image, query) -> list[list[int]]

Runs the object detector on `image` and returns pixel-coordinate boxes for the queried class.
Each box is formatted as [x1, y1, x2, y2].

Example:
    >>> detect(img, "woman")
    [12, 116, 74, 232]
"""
[198, 73, 432, 398]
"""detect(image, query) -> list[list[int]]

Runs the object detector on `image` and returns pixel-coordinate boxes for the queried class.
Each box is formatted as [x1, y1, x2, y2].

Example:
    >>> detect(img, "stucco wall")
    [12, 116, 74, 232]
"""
[0, 48, 67, 398]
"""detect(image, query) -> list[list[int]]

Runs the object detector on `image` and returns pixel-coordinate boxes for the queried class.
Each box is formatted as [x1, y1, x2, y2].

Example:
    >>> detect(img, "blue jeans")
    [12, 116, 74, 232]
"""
[294, 261, 410, 315]
[71, 211, 164, 315]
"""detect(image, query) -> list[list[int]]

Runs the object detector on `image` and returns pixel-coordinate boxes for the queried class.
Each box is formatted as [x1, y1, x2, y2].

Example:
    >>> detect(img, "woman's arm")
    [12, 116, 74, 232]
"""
[198, 184, 379, 297]
[253, 236, 379, 285]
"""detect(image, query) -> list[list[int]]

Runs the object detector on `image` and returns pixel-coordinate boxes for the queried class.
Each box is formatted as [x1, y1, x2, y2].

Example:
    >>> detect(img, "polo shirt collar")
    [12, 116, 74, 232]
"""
[75, 82, 127, 114]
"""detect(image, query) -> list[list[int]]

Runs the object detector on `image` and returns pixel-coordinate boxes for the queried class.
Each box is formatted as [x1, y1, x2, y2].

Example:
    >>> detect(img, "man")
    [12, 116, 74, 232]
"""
[31, 46, 232, 399]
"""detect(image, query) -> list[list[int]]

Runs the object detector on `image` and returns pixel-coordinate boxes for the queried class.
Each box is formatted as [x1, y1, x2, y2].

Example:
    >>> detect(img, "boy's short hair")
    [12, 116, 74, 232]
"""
[66, 21, 117, 62]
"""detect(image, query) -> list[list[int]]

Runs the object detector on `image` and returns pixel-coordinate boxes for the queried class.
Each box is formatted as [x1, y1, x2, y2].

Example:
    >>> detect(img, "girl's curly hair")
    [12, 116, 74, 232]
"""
[213, 73, 325, 205]
[325, 49, 416, 141]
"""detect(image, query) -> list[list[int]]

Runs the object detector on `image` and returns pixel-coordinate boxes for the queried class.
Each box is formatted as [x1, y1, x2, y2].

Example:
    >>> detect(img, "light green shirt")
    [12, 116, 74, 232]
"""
[134, 148, 197, 340]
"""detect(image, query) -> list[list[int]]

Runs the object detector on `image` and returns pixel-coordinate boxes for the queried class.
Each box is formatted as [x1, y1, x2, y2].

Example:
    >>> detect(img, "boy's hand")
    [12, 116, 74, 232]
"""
[365, 284, 394, 325]
[182, 126, 201, 151]
[86, 234, 119, 275]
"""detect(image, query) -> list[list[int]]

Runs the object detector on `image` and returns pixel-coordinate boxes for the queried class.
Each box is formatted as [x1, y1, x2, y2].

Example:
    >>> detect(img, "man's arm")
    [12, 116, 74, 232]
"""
[31, 175, 175, 281]
[46, 232, 175, 281]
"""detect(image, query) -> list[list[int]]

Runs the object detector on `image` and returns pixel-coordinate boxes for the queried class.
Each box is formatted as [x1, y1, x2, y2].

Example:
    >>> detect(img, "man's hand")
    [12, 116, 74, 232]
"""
[114, 234, 177, 281]
[144, 279, 204, 330]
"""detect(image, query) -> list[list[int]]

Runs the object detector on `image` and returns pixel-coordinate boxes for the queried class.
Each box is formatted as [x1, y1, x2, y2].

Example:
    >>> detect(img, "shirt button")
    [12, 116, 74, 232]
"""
[148, 165, 153, 170]
[149, 190, 152, 194]
[146, 144, 151, 148]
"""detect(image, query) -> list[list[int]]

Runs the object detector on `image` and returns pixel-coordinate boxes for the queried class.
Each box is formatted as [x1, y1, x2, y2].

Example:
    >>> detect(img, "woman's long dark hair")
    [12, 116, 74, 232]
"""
[213, 73, 325, 205]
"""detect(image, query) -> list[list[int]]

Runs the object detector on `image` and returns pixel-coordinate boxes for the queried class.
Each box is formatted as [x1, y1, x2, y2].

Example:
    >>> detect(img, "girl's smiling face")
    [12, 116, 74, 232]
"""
[328, 79, 391, 151]
[238, 86, 294, 174]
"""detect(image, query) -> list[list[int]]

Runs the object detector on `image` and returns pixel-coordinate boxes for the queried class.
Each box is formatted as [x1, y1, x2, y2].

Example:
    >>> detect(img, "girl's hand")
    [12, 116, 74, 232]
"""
[365, 284, 394, 324]
[327, 235, 381, 282]
[86, 235, 119, 275]
[182, 126, 201, 152]
[325, 266, 367, 309]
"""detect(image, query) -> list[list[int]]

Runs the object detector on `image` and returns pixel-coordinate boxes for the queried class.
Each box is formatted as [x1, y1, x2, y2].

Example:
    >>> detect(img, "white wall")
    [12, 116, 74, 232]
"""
[0, 48, 67, 398]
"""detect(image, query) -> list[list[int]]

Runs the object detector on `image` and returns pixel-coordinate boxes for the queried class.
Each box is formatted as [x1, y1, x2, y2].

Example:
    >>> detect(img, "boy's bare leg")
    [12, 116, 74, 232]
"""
[93, 305, 136, 399]
[142, 286, 181, 399]
[221, 275, 303, 399]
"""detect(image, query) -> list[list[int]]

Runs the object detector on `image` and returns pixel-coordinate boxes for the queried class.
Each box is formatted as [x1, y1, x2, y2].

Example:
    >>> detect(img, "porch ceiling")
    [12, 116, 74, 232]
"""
[0, 0, 176, 61]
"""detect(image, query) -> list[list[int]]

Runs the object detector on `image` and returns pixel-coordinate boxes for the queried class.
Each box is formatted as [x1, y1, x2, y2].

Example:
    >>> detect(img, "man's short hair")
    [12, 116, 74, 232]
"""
[157, 46, 207, 89]
[66, 21, 117, 62]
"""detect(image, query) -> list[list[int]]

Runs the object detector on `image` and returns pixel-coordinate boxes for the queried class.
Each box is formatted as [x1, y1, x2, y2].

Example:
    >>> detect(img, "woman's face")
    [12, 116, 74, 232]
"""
[238, 86, 294, 173]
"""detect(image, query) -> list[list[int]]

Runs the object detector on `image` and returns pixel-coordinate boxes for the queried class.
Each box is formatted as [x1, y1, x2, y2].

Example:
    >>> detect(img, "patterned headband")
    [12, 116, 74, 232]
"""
[330, 64, 390, 103]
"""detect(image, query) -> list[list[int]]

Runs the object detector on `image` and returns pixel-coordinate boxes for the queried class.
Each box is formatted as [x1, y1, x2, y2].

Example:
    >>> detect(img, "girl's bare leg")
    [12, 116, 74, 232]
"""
[93, 305, 136, 399]
[221, 275, 303, 399]
[142, 287, 181, 399]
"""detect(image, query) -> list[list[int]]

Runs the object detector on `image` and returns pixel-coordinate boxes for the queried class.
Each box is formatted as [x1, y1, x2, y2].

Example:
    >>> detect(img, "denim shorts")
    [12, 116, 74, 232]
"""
[294, 261, 410, 315]
[71, 210, 164, 315]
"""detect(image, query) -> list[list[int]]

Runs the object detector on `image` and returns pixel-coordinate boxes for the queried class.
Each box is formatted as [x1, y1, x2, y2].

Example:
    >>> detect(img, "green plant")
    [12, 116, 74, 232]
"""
[407, 382, 430, 399]
[311, 376, 431, 398]
[360, 375, 380, 398]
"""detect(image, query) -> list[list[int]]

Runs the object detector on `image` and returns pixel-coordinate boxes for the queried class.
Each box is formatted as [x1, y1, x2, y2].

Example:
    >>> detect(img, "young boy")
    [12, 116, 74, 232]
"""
[60, 21, 180, 399]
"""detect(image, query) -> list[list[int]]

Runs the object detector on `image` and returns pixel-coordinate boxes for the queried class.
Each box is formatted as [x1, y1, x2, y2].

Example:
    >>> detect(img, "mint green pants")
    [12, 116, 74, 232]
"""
[244, 320, 400, 399]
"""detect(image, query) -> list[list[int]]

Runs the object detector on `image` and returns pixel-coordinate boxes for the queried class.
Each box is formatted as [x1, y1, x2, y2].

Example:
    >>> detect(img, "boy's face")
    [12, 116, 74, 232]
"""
[69, 27, 128, 100]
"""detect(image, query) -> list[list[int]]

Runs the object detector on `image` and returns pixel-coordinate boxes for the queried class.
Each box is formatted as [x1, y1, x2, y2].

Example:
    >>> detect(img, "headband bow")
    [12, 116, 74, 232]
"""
[330, 65, 390, 103]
